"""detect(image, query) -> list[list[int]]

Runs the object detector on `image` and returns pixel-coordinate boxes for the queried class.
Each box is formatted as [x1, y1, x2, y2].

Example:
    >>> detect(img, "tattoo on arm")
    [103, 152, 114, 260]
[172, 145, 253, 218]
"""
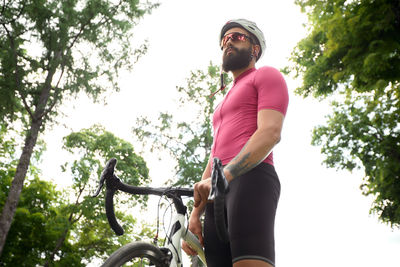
[225, 151, 262, 180]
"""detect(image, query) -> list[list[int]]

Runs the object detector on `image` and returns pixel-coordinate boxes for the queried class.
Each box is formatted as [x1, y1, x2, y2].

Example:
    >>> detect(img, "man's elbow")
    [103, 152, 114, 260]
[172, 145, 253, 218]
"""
[271, 129, 281, 145]
[275, 134, 281, 144]
[260, 126, 282, 145]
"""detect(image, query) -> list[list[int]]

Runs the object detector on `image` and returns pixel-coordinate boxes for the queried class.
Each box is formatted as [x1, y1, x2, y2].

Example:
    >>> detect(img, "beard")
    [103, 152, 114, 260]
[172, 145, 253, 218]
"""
[222, 45, 253, 72]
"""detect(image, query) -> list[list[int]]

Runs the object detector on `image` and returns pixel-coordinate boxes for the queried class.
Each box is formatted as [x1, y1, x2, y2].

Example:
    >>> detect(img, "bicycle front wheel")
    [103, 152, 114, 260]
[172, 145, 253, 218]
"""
[101, 241, 169, 267]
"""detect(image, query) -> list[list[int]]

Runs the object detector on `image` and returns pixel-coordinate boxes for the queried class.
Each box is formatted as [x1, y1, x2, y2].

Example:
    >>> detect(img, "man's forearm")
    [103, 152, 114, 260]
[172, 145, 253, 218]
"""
[191, 203, 206, 218]
[224, 127, 280, 182]
[201, 157, 212, 180]
[191, 157, 212, 217]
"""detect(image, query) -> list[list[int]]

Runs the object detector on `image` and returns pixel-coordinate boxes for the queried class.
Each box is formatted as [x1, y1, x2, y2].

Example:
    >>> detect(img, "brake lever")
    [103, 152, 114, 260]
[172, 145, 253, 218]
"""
[92, 174, 105, 197]
[92, 158, 117, 197]
[208, 158, 229, 201]
[208, 157, 230, 243]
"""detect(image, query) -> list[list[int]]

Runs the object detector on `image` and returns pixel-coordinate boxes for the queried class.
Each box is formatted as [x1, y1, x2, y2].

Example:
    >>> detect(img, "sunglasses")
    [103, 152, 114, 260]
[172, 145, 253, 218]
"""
[220, 32, 253, 50]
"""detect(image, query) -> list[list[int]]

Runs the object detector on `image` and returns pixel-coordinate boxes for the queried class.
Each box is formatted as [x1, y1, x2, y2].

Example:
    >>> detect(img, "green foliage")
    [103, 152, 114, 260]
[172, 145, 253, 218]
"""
[290, 0, 400, 97]
[63, 124, 149, 186]
[59, 125, 152, 264]
[312, 86, 400, 226]
[0, 125, 154, 266]
[0, 175, 66, 266]
[0, 0, 158, 255]
[0, 125, 17, 169]
[133, 62, 231, 186]
[0, 172, 141, 266]
[0, 0, 158, 126]
[288, 0, 400, 226]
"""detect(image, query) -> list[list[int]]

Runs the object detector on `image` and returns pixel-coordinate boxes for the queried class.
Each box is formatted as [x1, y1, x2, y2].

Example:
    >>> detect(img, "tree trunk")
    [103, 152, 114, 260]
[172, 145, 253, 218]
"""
[0, 118, 43, 256]
[0, 44, 59, 256]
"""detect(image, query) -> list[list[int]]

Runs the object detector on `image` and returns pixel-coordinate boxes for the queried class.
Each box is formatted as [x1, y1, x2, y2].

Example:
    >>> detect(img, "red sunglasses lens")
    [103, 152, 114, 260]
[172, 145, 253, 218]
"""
[221, 33, 246, 47]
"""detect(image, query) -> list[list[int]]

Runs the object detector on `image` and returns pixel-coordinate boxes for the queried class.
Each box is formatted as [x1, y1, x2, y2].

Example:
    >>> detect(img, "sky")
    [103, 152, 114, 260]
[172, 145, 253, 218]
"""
[41, 0, 400, 266]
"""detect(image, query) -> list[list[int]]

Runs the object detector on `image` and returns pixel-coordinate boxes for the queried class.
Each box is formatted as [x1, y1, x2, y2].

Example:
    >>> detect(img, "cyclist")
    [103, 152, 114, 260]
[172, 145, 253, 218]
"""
[182, 19, 289, 267]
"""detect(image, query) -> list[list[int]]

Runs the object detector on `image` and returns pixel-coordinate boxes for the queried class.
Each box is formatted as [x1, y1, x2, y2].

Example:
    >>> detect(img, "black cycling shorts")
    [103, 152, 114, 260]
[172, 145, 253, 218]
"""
[204, 162, 280, 267]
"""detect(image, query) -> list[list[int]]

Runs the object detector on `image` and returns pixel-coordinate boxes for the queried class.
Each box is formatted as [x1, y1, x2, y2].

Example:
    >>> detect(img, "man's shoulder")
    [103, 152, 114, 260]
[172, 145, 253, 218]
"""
[255, 66, 282, 76]
[254, 66, 286, 83]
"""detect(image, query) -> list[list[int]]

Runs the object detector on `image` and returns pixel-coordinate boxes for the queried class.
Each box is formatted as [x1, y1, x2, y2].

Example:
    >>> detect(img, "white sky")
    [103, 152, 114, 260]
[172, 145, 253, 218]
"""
[41, 0, 400, 266]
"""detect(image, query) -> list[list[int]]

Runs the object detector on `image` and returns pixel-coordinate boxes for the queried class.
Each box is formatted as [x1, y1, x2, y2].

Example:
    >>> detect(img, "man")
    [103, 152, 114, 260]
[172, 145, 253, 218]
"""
[182, 19, 289, 267]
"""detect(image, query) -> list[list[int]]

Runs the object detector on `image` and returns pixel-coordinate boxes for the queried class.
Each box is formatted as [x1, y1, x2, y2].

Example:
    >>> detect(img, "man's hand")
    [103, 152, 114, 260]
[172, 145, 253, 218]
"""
[193, 177, 212, 208]
[182, 214, 204, 256]
[182, 177, 211, 256]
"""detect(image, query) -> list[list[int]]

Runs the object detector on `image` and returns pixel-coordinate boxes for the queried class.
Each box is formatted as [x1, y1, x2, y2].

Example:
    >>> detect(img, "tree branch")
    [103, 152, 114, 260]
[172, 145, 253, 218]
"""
[32, 51, 61, 121]
[67, 0, 123, 50]
[40, 62, 66, 120]
[2, 23, 34, 119]
[0, 0, 26, 25]
[81, 228, 109, 256]
[43, 227, 69, 267]
[44, 182, 87, 266]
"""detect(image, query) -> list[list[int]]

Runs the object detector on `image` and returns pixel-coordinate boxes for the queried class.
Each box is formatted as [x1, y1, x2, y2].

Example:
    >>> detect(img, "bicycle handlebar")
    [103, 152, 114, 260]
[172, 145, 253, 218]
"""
[93, 157, 229, 243]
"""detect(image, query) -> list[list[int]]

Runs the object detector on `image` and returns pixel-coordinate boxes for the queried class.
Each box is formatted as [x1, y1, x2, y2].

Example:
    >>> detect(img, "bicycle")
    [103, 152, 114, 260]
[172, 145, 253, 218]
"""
[92, 157, 229, 267]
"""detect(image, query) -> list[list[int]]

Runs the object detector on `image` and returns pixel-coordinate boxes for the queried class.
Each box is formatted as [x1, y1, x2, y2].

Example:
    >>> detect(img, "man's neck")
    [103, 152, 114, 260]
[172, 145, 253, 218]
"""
[231, 61, 256, 80]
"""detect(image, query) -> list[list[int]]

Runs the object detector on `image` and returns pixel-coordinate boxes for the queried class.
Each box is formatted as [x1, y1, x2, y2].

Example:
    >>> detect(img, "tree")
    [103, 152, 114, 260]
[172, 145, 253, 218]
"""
[0, 0, 158, 255]
[0, 175, 65, 266]
[0, 127, 68, 266]
[287, 0, 400, 226]
[0, 125, 153, 266]
[48, 125, 151, 266]
[133, 62, 230, 186]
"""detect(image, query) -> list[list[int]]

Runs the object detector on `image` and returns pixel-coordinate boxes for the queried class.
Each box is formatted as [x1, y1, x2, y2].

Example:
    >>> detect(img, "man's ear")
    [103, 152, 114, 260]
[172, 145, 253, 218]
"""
[253, 45, 261, 59]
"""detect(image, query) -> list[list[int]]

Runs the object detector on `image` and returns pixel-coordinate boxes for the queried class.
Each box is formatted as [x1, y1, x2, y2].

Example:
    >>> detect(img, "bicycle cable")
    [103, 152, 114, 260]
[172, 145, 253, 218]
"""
[155, 190, 168, 245]
[154, 188, 192, 265]
[154, 187, 174, 245]
[162, 200, 174, 246]
[162, 195, 183, 265]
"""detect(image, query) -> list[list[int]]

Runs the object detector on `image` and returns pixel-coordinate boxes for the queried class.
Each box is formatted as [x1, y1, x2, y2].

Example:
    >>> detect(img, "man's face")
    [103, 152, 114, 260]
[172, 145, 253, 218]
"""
[221, 27, 254, 72]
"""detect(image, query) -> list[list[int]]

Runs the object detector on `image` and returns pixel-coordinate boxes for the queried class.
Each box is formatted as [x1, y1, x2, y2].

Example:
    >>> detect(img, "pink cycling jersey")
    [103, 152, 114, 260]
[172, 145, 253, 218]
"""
[211, 66, 289, 166]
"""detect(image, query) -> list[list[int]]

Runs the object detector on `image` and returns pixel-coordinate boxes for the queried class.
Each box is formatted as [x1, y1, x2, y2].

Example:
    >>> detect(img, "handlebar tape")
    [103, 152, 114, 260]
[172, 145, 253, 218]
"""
[211, 157, 230, 243]
[105, 188, 124, 236]
[214, 193, 229, 243]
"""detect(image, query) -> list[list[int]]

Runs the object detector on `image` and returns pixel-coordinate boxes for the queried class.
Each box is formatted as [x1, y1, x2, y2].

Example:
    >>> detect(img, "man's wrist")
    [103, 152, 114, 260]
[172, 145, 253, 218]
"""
[223, 168, 233, 183]
[191, 205, 205, 218]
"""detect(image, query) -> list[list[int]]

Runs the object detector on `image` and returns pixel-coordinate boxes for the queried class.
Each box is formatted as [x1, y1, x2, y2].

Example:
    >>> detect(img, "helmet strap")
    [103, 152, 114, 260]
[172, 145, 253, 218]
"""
[209, 72, 227, 98]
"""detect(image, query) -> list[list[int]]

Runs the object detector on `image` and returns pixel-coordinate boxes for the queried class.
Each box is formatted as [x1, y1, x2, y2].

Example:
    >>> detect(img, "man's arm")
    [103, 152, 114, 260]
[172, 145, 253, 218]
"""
[192, 157, 212, 215]
[182, 156, 212, 255]
[201, 157, 212, 180]
[223, 109, 284, 182]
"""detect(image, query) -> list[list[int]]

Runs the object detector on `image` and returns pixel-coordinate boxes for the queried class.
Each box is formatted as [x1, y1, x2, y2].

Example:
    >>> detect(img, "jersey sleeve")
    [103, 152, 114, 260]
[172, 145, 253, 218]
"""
[254, 66, 289, 116]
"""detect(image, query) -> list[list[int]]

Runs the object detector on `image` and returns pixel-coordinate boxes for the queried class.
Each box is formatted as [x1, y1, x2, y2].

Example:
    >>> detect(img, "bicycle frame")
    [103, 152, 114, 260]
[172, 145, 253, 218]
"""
[165, 211, 206, 266]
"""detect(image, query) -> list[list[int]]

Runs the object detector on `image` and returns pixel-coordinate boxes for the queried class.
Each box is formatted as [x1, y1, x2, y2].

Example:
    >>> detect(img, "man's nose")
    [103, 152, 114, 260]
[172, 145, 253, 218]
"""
[223, 37, 234, 50]
[225, 37, 233, 46]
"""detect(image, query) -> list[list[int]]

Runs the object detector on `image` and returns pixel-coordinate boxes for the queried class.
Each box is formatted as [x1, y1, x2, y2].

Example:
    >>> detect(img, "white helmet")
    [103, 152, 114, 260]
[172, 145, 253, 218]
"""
[219, 19, 266, 61]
